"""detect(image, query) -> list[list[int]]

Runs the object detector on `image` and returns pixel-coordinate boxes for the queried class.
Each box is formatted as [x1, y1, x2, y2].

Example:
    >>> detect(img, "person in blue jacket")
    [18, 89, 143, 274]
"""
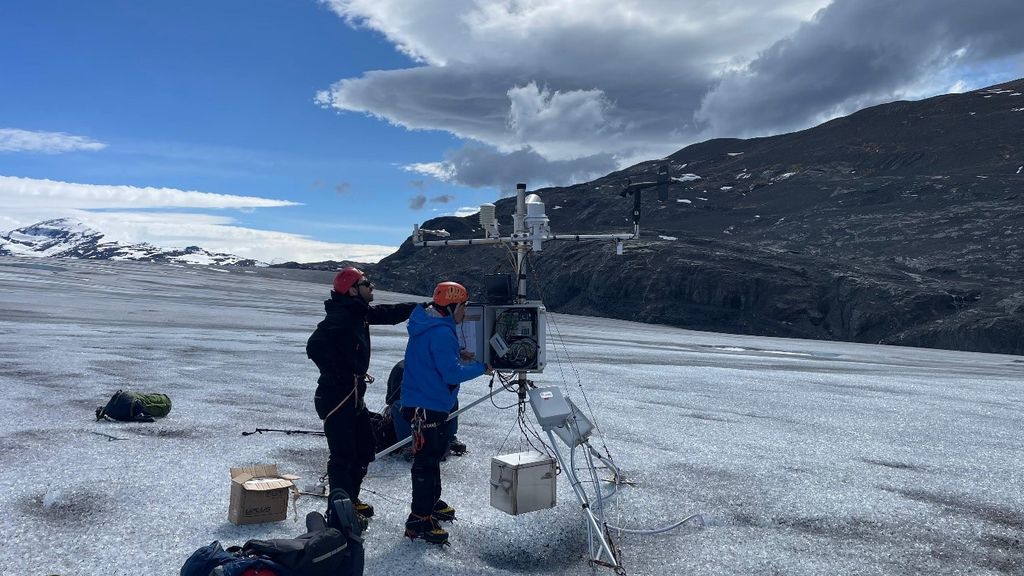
[386, 360, 466, 459]
[401, 281, 490, 545]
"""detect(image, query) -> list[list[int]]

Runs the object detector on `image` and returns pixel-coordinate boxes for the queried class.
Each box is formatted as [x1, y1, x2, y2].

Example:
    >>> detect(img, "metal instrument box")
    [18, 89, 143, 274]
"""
[490, 451, 557, 515]
[459, 302, 547, 373]
[528, 386, 571, 429]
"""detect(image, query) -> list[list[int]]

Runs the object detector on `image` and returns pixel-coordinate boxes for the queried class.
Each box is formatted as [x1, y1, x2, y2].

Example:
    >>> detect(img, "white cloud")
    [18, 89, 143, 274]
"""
[404, 162, 455, 181]
[0, 175, 299, 209]
[2, 208, 397, 264]
[404, 144, 615, 189]
[0, 128, 107, 153]
[0, 176, 395, 263]
[506, 82, 619, 160]
[80, 211, 397, 264]
[948, 79, 970, 93]
[318, 0, 1024, 187]
[316, 0, 833, 183]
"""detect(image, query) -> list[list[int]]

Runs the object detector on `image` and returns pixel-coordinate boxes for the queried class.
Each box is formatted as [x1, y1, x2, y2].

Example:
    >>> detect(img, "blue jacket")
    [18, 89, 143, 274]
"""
[402, 305, 485, 413]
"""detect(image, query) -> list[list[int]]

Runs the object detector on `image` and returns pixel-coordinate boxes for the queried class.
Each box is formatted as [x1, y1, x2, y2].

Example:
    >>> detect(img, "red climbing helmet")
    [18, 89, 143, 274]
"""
[332, 267, 364, 293]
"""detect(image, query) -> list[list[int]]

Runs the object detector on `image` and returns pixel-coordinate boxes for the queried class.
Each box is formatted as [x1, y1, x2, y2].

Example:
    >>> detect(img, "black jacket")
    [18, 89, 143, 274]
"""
[307, 293, 417, 417]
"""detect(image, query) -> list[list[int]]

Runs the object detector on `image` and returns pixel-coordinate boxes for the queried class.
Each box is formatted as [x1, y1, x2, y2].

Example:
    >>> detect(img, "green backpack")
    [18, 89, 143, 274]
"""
[96, 390, 172, 422]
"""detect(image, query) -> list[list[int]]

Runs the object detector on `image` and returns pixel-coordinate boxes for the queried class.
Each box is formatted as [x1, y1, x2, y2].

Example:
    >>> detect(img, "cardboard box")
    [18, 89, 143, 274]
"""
[228, 464, 300, 525]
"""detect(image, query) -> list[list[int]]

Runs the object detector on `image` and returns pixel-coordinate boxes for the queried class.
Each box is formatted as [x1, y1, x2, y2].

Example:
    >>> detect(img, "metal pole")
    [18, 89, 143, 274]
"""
[511, 182, 531, 399]
[546, 430, 619, 566]
[373, 383, 509, 460]
[514, 183, 527, 237]
[514, 182, 528, 303]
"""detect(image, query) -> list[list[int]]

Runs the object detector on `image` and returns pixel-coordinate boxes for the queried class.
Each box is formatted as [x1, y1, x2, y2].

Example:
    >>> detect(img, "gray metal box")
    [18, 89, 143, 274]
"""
[490, 451, 557, 515]
[459, 302, 546, 373]
[551, 397, 594, 447]
[484, 302, 547, 372]
[528, 387, 572, 429]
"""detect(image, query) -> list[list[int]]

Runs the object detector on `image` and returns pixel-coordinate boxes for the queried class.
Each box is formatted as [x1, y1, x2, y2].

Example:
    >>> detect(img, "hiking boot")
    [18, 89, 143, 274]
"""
[354, 499, 374, 518]
[355, 512, 370, 533]
[405, 513, 449, 545]
[449, 436, 468, 456]
[433, 499, 456, 523]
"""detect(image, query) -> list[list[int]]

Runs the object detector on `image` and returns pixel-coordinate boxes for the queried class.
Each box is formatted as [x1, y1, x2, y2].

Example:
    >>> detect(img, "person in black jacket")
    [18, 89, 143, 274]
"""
[306, 267, 418, 520]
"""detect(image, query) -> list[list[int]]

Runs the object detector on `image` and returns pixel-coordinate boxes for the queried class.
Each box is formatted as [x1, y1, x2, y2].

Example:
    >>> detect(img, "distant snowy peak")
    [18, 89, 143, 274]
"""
[17, 217, 100, 237]
[2, 218, 104, 257]
[0, 218, 262, 266]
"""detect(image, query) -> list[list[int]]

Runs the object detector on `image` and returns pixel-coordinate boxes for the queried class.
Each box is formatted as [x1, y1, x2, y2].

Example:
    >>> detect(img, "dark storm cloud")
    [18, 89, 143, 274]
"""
[697, 0, 1024, 137]
[321, 0, 1024, 186]
[409, 194, 427, 210]
[317, 61, 711, 167]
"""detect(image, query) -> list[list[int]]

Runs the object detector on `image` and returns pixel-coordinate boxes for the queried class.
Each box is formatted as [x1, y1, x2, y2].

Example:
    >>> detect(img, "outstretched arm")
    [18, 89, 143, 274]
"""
[367, 302, 422, 325]
[429, 330, 485, 385]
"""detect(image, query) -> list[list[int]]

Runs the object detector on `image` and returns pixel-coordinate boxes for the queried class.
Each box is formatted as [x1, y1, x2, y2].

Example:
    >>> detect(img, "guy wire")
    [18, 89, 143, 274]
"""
[527, 259, 701, 541]
[527, 252, 615, 462]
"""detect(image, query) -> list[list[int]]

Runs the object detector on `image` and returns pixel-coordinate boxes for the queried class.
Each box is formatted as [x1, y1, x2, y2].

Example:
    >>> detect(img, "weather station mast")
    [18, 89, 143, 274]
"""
[394, 170, 701, 573]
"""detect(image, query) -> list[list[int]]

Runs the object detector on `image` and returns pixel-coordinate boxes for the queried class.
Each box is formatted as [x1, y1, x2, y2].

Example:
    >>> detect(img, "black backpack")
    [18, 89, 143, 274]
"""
[325, 487, 365, 576]
[242, 518, 348, 576]
[179, 541, 288, 576]
[241, 489, 365, 576]
[180, 490, 365, 576]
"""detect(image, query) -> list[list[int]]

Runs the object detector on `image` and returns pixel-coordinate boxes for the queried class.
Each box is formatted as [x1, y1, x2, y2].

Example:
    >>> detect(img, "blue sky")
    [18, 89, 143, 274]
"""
[2, 0, 1022, 263]
[0, 0, 487, 262]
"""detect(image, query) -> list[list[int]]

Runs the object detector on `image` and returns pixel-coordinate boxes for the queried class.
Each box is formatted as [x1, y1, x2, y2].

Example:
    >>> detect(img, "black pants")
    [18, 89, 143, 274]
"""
[402, 407, 449, 517]
[324, 403, 376, 502]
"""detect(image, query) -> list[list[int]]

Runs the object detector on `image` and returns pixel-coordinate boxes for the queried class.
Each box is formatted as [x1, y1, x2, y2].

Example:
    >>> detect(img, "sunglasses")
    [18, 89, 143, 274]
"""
[357, 279, 374, 288]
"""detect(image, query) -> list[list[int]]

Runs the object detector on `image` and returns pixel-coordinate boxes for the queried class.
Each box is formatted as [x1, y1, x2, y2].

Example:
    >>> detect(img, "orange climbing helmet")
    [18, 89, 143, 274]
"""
[432, 281, 469, 307]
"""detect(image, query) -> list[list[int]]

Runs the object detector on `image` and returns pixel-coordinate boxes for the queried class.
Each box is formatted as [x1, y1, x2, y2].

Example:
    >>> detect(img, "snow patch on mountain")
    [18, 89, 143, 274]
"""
[0, 218, 263, 266]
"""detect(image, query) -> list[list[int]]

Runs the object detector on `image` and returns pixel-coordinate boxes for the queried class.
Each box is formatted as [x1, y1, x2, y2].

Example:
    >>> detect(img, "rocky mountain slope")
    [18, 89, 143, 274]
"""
[0, 218, 261, 266]
[368, 79, 1024, 355]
